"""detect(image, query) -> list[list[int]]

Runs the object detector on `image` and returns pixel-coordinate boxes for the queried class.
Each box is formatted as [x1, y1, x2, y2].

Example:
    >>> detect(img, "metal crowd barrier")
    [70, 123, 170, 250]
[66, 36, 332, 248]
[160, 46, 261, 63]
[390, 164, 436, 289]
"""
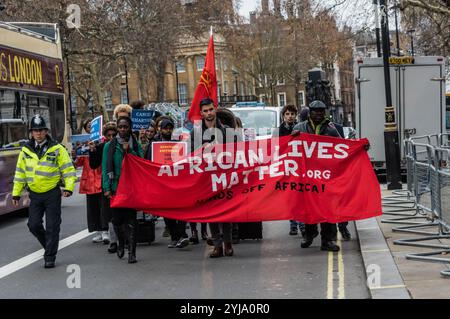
[381, 134, 450, 277]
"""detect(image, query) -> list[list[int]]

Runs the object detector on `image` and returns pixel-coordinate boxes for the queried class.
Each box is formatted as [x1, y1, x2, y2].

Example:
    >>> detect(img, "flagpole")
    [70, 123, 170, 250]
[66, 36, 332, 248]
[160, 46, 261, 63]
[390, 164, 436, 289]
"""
[210, 26, 213, 37]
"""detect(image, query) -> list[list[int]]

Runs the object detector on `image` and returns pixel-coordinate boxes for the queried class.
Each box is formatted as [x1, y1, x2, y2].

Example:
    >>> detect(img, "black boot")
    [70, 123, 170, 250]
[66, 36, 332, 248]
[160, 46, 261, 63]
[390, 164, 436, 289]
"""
[189, 230, 199, 244]
[127, 222, 137, 264]
[114, 225, 125, 259]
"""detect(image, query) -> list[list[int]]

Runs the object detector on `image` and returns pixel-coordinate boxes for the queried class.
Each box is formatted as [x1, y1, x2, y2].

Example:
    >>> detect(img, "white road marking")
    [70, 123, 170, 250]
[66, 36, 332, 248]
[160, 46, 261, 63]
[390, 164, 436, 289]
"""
[0, 229, 90, 280]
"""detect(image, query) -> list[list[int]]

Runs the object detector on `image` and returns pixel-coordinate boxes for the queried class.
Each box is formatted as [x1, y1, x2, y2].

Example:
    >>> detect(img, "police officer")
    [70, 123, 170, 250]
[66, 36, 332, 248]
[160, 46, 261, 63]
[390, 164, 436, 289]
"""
[292, 100, 340, 252]
[12, 115, 77, 268]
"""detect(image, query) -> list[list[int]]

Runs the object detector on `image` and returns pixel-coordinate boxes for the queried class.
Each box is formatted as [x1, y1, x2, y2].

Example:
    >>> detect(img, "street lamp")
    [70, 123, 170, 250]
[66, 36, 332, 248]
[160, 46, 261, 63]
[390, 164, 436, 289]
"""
[380, 0, 402, 190]
[62, 39, 75, 131]
[123, 56, 130, 104]
[174, 58, 180, 107]
[407, 29, 415, 56]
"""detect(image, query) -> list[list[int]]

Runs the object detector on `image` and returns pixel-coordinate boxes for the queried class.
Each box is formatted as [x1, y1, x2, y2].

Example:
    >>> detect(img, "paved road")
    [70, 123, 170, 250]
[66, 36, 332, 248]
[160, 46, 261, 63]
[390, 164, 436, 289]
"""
[0, 185, 370, 299]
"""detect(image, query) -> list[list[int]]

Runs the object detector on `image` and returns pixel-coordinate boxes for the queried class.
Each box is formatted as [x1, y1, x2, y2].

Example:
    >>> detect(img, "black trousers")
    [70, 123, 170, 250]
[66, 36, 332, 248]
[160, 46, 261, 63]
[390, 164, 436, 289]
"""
[189, 222, 208, 234]
[86, 193, 108, 232]
[27, 187, 62, 262]
[305, 223, 337, 242]
[111, 207, 136, 228]
[165, 218, 187, 241]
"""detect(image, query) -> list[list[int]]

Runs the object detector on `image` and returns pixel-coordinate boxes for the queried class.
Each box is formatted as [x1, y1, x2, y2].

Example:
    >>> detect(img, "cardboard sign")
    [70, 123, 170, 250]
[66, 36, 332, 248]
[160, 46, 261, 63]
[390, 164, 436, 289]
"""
[151, 142, 188, 165]
[90, 115, 103, 141]
[132, 110, 155, 130]
[71, 134, 91, 156]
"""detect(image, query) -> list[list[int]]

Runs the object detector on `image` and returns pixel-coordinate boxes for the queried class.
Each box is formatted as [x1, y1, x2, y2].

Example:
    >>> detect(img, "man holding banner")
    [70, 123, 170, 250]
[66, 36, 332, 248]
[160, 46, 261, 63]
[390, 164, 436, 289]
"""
[292, 100, 341, 252]
[190, 98, 235, 258]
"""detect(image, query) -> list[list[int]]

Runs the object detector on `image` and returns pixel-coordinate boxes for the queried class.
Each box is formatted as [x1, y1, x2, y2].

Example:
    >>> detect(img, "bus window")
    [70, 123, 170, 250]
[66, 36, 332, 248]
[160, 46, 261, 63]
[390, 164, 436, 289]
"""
[0, 120, 27, 149]
[53, 98, 65, 142]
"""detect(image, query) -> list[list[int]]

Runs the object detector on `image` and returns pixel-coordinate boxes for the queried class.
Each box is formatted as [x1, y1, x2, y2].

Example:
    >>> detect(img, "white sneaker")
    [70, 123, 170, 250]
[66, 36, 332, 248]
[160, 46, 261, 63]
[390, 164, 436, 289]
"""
[92, 232, 103, 243]
[102, 231, 110, 244]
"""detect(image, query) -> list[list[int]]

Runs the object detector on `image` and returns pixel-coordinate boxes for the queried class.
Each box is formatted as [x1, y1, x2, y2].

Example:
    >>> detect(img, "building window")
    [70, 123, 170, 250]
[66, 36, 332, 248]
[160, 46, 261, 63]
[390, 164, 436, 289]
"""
[298, 91, 305, 107]
[223, 81, 228, 95]
[248, 82, 253, 96]
[277, 92, 286, 107]
[222, 58, 228, 71]
[240, 82, 245, 96]
[259, 94, 266, 103]
[176, 60, 185, 73]
[196, 56, 205, 71]
[258, 74, 263, 88]
[104, 91, 113, 110]
[178, 84, 187, 104]
[120, 88, 128, 104]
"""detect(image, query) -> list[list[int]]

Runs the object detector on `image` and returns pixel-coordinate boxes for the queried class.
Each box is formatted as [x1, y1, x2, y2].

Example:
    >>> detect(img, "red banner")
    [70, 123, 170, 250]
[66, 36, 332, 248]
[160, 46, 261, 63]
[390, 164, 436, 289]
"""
[111, 134, 382, 224]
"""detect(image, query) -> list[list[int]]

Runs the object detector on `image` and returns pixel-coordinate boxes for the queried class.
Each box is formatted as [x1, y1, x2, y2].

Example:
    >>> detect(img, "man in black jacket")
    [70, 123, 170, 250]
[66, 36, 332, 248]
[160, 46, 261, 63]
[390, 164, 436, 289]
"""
[190, 98, 234, 258]
[292, 100, 340, 252]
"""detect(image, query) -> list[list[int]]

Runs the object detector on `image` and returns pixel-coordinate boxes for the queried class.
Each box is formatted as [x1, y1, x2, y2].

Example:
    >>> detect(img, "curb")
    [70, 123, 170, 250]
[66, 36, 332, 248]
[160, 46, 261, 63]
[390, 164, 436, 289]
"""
[355, 217, 411, 299]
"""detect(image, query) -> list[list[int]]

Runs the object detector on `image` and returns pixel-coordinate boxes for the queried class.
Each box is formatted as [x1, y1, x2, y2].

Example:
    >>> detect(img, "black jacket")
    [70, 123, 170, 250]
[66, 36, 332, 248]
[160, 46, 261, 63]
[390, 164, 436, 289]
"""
[292, 119, 340, 137]
[276, 121, 297, 137]
[189, 119, 230, 153]
[89, 142, 105, 170]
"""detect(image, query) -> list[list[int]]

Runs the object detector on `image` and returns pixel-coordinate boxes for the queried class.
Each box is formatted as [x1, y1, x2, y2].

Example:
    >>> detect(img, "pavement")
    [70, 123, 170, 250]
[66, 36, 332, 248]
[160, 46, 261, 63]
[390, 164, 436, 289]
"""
[0, 184, 370, 299]
[355, 184, 450, 299]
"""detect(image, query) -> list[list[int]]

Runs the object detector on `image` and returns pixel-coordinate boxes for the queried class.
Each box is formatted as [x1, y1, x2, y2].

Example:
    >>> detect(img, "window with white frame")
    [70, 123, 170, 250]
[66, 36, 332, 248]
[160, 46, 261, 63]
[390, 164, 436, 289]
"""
[258, 74, 263, 88]
[178, 84, 187, 104]
[104, 91, 113, 110]
[277, 92, 286, 107]
[176, 60, 185, 72]
[196, 56, 205, 71]
[223, 81, 228, 95]
[120, 88, 128, 104]
[298, 90, 305, 107]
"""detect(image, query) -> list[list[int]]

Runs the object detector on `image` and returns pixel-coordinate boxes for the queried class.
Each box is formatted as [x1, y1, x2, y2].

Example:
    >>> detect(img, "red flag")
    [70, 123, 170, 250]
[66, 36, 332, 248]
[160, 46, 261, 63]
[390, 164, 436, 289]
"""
[111, 134, 382, 223]
[188, 35, 218, 122]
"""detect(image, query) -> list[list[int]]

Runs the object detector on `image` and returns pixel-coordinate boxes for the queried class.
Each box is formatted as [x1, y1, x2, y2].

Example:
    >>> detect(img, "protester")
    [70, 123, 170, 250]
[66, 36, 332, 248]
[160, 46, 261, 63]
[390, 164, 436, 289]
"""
[75, 122, 109, 244]
[190, 98, 234, 258]
[139, 121, 156, 151]
[130, 100, 145, 110]
[102, 116, 143, 263]
[88, 122, 118, 253]
[82, 119, 92, 134]
[12, 115, 77, 268]
[275, 104, 306, 238]
[145, 118, 190, 249]
[292, 100, 340, 252]
[113, 104, 133, 120]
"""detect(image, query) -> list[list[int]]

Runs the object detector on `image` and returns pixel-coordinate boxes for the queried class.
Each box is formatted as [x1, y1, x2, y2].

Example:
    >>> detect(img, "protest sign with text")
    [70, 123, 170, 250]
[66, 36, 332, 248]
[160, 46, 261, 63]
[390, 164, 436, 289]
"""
[152, 141, 188, 165]
[131, 110, 155, 130]
[90, 115, 103, 141]
[111, 134, 381, 224]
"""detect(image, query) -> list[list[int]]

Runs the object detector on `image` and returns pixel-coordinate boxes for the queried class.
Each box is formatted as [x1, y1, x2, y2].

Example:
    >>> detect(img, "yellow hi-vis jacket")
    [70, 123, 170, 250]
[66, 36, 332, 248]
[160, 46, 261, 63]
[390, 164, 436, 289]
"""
[13, 138, 77, 197]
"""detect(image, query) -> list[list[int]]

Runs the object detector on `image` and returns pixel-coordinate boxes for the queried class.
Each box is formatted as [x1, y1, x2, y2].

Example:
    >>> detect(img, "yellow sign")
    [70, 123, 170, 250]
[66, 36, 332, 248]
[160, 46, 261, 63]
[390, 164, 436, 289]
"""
[389, 56, 415, 65]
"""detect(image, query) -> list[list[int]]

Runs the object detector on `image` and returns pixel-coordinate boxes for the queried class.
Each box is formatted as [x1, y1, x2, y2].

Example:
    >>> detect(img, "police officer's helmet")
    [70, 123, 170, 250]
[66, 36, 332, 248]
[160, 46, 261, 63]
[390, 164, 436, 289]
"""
[309, 100, 327, 110]
[29, 114, 48, 131]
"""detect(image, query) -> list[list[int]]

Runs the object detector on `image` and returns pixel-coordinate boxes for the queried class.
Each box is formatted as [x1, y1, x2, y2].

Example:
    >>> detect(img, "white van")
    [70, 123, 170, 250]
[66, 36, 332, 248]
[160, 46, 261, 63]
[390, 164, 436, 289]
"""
[230, 107, 282, 140]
